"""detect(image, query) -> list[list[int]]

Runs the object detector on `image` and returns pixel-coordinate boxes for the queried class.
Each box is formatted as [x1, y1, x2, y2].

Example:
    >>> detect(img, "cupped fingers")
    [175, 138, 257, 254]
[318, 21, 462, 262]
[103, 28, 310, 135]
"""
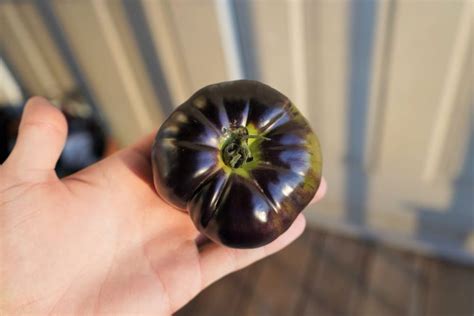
[195, 176, 326, 288]
[196, 214, 306, 289]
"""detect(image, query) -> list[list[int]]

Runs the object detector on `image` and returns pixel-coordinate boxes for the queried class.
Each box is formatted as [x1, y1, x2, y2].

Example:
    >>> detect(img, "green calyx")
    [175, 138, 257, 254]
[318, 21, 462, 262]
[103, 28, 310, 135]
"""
[221, 126, 268, 169]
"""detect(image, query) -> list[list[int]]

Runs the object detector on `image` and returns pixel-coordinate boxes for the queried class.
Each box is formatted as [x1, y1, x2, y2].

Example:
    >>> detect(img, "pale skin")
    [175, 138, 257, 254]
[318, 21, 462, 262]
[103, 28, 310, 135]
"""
[0, 97, 327, 315]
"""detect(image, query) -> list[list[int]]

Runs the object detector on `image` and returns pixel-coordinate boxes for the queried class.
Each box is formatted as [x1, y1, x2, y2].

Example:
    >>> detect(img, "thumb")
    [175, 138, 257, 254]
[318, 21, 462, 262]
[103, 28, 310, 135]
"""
[5, 97, 67, 176]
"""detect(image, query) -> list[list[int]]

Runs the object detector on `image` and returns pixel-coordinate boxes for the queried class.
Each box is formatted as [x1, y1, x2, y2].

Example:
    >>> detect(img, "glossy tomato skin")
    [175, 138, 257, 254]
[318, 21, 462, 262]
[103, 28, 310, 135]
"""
[152, 80, 322, 248]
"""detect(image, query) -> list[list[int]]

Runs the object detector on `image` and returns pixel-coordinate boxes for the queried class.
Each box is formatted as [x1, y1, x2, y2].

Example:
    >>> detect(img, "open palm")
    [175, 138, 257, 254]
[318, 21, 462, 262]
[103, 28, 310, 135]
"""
[0, 97, 326, 315]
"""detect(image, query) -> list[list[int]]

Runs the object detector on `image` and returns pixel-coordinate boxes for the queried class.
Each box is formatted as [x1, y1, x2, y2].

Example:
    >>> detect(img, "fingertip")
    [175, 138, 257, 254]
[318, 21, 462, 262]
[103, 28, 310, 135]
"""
[311, 177, 327, 204]
[294, 213, 307, 234]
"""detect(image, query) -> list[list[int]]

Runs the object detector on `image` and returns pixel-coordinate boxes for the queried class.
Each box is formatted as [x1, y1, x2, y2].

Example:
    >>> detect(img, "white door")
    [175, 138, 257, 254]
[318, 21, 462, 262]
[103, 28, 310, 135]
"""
[1, 0, 472, 261]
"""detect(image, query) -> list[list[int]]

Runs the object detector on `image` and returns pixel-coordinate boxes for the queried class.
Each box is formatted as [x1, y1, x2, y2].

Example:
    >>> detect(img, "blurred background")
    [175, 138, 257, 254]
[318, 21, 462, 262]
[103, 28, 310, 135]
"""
[1, 0, 473, 315]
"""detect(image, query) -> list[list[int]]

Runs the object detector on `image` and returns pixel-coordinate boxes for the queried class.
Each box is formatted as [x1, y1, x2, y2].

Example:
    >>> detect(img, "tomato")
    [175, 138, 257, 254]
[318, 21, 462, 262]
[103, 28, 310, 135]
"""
[152, 80, 322, 248]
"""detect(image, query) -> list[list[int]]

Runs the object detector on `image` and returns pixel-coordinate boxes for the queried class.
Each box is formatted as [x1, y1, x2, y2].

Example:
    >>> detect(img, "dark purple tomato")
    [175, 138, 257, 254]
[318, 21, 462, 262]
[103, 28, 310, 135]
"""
[152, 80, 322, 248]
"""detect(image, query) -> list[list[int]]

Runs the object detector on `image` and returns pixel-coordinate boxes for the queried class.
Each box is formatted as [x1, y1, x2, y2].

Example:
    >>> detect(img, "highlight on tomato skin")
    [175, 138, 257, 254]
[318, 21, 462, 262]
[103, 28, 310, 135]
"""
[151, 80, 322, 248]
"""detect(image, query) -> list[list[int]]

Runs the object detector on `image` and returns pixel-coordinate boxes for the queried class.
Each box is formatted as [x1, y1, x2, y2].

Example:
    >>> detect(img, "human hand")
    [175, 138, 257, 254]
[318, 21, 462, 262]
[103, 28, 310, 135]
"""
[0, 97, 326, 315]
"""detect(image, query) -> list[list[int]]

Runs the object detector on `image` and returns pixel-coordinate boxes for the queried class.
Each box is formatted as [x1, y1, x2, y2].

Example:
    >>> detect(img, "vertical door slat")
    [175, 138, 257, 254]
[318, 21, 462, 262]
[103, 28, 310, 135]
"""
[424, 2, 473, 181]
[0, 57, 23, 105]
[141, 0, 191, 106]
[0, 3, 57, 97]
[166, 0, 230, 92]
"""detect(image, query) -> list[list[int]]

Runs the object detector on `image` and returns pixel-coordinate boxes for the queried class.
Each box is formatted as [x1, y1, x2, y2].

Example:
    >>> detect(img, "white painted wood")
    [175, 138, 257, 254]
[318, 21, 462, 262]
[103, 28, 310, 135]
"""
[364, 0, 472, 235]
[0, 3, 60, 98]
[214, 0, 244, 80]
[308, 0, 473, 260]
[303, 0, 350, 220]
[0, 12, 41, 96]
[17, 2, 76, 95]
[92, 0, 158, 133]
[244, 0, 312, 117]
[423, 2, 473, 181]
[0, 57, 23, 105]
[305, 0, 350, 159]
[365, 0, 393, 171]
[165, 0, 230, 92]
[288, 0, 308, 116]
[441, 47, 473, 181]
[51, 0, 162, 145]
[376, 0, 464, 179]
[240, 0, 293, 98]
[141, 0, 191, 106]
[2, 0, 473, 260]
